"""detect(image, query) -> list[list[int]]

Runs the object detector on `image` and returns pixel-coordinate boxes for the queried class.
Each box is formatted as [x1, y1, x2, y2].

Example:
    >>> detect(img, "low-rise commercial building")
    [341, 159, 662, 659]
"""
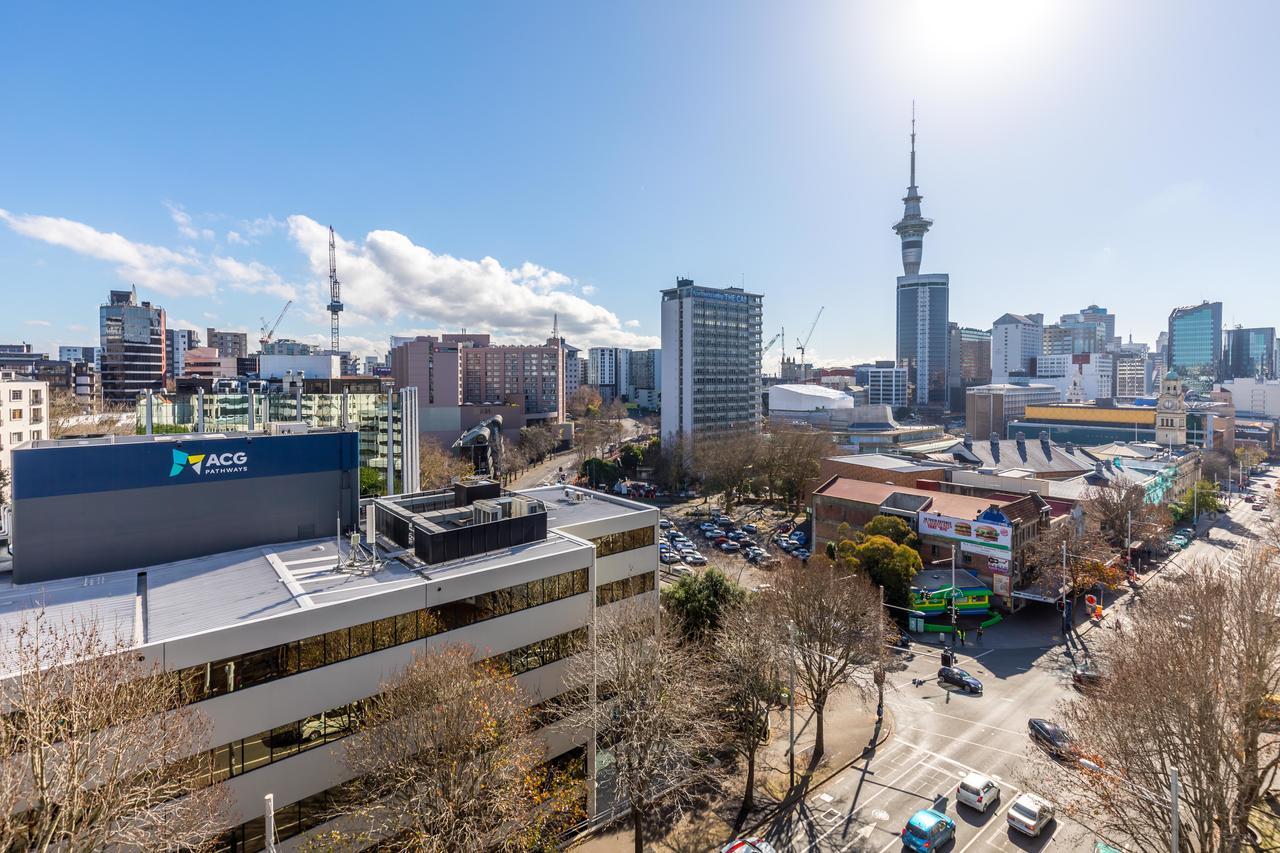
[3, 438, 657, 849]
[964, 383, 1060, 440]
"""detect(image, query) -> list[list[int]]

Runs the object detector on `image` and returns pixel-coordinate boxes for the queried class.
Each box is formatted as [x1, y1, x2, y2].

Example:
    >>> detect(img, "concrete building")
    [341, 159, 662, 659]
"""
[1113, 340, 1151, 399]
[261, 339, 319, 357]
[1220, 377, 1280, 418]
[990, 313, 1044, 383]
[1224, 326, 1276, 380]
[1, 445, 656, 847]
[182, 347, 238, 379]
[207, 328, 249, 360]
[1154, 371, 1188, 446]
[767, 384, 856, 414]
[628, 348, 661, 410]
[0, 372, 48, 502]
[166, 328, 201, 379]
[964, 383, 1059, 439]
[58, 345, 97, 365]
[1034, 352, 1114, 402]
[947, 324, 992, 410]
[561, 343, 584, 398]
[100, 287, 166, 405]
[390, 336, 463, 406]
[917, 430, 1095, 481]
[587, 347, 631, 401]
[1043, 305, 1116, 356]
[892, 119, 949, 410]
[1009, 398, 1235, 451]
[258, 354, 343, 382]
[1167, 301, 1222, 391]
[863, 366, 909, 409]
[660, 278, 763, 448]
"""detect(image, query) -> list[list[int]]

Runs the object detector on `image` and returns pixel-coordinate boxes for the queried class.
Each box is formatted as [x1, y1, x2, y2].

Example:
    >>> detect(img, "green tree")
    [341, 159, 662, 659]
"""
[1170, 479, 1222, 523]
[619, 442, 644, 475]
[662, 568, 746, 640]
[359, 466, 386, 497]
[862, 515, 920, 549]
[580, 457, 623, 487]
[849, 535, 921, 610]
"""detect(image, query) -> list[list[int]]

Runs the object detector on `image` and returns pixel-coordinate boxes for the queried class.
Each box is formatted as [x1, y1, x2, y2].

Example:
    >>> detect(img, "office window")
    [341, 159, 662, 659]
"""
[592, 526, 655, 558]
[9, 390, 21, 401]
[8, 410, 21, 421]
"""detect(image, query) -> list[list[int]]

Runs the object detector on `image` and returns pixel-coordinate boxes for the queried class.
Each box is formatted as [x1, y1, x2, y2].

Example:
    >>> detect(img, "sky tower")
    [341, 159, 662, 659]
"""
[892, 105, 934, 276]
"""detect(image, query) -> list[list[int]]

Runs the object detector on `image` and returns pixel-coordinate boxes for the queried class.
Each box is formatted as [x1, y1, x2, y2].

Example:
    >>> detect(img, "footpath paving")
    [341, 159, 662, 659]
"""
[571, 688, 891, 852]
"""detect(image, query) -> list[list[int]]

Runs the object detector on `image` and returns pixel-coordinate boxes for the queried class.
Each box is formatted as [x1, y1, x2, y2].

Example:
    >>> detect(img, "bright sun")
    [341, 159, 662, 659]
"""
[907, 0, 1067, 76]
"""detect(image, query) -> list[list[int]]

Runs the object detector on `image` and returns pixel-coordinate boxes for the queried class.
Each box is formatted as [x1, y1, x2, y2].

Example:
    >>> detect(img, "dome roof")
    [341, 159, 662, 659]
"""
[1164, 370, 1179, 381]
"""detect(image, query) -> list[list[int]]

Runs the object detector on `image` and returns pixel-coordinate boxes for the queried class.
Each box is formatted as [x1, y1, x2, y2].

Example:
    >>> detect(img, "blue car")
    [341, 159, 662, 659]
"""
[902, 808, 955, 852]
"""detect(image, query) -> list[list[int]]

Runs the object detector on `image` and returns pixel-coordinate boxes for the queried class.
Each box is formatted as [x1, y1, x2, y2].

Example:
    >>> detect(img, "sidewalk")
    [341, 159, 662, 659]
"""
[571, 688, 890, 852]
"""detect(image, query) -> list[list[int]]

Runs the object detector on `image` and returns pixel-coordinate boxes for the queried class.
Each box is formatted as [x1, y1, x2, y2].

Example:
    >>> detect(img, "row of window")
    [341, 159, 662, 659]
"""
[595, 571, 656, 607]
[177, 566, 590, 704]
[591, 526, 655, 559]
[190, 626, 589, 795]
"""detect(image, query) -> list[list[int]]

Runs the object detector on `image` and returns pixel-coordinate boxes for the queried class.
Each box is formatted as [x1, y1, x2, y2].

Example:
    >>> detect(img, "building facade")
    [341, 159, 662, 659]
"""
[0, 372, 48, 501]
[1035, 352, 1114, 402]
[166, 328, 202, 378]
[587, 347, 631, 401]
[1224, 326, 1276, 380]
[207, 328, 250, 360]
[100, 288, 166, 405]
[58, 345, 97, 365]
[991, 313, 1044, 383]
[964, 383, 1060, 439]
[863, 366, 909, 409]
[262, 339, 319, 357]
[1167, 301, 1222, 391]
[947, 324, 992, 410]
[660, 278, 763, 447]
[1155, 371, 1188, 446]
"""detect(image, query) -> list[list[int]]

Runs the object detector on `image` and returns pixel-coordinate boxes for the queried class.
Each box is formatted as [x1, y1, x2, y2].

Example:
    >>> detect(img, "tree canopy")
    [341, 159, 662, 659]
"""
[662, 568, 746, 640]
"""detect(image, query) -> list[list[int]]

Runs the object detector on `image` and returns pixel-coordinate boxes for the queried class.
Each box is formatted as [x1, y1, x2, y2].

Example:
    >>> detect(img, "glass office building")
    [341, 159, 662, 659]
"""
[1166, 302, 1222, 392]
[896, 274, 950, 408]
[1224, 326, 1276, 380]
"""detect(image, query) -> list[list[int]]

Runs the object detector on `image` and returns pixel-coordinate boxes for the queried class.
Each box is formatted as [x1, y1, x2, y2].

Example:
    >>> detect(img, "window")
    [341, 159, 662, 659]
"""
[592, 526, 655, 558]
[8, 410, 21, 422]
[29, 430, 40, 441]
[596, 571, 656, 606]
[8, 390, 21, 402]
[29, 407, 42, 425]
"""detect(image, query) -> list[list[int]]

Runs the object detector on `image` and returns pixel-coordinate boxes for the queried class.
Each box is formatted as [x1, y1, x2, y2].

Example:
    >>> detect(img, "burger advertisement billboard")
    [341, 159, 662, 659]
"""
[917, 512, 1013, 559]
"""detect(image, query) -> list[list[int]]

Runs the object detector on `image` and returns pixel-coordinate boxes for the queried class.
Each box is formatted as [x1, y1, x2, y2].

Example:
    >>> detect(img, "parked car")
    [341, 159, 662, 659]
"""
[726, 530, 748, 542]
[1245, 494, 1257, 503]
[659, 518, 672, 529]
[719, 839, 778, 853]
[901, 809, 955, 853]
[682, 552, 707, 566]
[704, 528, 725, 540]
[938, 666, 983, 694]
[1007, 793, 1055, 837]
[742, 523, 759, 534]
[793, 548, 811, 560]
[789, 531, 807, 545]
[1028, 718, 1075, 758]
[660, 551, 682, 565]
[699, 521, 717, 531]
[778, 539, 796, 553]
[719, 541, 742, 553]
[956, 772, 1000, 813]
[1263, 514, 1274, 523]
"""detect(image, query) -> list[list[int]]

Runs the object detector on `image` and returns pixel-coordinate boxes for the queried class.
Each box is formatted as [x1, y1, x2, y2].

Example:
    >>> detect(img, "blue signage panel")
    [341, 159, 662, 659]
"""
[12, 432, 359, 501]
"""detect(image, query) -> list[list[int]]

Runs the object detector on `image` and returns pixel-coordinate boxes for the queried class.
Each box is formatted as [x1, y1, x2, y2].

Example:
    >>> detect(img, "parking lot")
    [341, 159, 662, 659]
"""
[656, 504, 812, 588]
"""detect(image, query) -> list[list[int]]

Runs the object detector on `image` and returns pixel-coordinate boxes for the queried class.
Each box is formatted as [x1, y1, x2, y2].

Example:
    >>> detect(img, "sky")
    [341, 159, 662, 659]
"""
[2, 2, 1277, 367]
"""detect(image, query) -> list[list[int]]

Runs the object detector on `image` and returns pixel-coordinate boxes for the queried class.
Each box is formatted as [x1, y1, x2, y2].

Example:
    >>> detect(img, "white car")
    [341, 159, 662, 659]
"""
[955, 772, 1000, 813]
[1006, 792, 1054, 836]
[682, 552, 707, 566]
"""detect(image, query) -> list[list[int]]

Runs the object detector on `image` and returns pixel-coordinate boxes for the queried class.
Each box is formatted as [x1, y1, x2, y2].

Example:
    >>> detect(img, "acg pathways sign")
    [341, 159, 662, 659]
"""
[168, 448, 249, 478]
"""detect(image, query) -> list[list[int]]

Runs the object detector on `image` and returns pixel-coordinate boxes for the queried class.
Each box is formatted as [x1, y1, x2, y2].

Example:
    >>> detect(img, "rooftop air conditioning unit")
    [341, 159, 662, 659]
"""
[268, 421, 309, 435]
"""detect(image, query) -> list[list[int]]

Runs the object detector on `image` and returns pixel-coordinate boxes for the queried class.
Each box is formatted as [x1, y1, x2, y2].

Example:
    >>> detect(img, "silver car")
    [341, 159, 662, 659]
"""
[956, 772, 999, 813]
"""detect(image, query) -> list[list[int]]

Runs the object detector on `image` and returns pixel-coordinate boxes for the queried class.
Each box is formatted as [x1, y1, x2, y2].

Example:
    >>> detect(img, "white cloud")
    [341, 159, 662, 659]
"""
[581, 284, 597, 296]
[0, 206, 301, 301]
[624, 319, 640, 328]
[169, 317, 204, 333]
[286, 216, 659, 350]
[166, 202, 215, 241]
[65, 323, 88, 333]
[226, 230, 246, 245]
[23, 319, 51, 327]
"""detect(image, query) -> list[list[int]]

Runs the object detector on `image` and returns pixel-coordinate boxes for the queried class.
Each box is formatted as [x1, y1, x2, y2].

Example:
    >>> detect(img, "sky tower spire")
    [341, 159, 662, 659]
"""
[892, 104, 933, 276]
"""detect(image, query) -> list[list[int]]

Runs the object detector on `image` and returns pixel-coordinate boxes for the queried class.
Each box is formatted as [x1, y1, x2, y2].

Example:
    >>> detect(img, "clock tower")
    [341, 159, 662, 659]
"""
[1155, 370, 1187, 446]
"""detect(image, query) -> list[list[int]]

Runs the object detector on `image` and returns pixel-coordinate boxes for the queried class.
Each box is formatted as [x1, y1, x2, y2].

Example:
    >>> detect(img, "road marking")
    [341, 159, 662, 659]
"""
[803, 755, 930, 852]
[901, 727, 1030, 759]
[955, 788, 1023, 853]
[916, 708, 1029, 737]
[818, 792, 835, 803]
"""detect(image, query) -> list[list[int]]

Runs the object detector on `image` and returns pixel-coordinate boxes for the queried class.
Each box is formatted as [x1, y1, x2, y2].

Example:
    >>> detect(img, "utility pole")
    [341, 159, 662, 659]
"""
[950, 542, 958, 639]
[876, 584, 886, 717]
[787, 621, 797, 790]
[1061, 539, 1070, 640]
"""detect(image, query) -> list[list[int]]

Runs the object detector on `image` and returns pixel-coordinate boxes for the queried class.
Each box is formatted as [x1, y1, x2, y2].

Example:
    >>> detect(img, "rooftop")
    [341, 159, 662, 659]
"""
[824, 453, 950, 472]
[813, 477, 1010, 519]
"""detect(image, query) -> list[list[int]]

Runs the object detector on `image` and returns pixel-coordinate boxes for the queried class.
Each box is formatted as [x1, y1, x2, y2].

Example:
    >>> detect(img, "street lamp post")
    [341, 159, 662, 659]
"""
[787, 621, 796, 790]
[1079, 759, 1180, 852]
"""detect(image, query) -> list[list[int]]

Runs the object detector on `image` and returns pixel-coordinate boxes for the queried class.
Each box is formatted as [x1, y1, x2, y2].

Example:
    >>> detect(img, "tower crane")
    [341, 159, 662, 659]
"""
[795, 306, 825, 383]
[258, 300, 293, 350]
[762, 331, 781, 354]
[327, 225, 343, 353]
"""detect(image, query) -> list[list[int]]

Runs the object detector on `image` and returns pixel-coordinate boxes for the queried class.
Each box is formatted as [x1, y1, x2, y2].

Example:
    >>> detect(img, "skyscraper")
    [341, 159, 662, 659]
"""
[660, 277, 762, 448]
[99, 287, 165, 405]
[892, 113, 949, 409]
[991, 313, 1044, 382]
[1223, 326, 1276, 380]
[165, 328, 200, 378]
[1167, 301, 1223, 392]
[947, 324, 992, 409]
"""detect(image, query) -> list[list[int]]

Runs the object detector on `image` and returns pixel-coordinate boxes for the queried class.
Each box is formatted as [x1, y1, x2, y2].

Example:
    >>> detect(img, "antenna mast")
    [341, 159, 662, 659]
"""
[327, 226, 343, 354]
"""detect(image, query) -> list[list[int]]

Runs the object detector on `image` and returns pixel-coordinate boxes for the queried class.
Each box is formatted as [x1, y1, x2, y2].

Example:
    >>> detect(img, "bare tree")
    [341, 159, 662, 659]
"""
[1086, 482, 1171, 551]
[567, 385, 602, 420]
[764, 427, 832, 511]
[1020, 521, 1122, 606]
[1025, 547, 1280, 853]
[714, 600, 783, 812]
[0, 613, 226, 851]
[418, 437, 474, 490]
[762, 559, 890, 761]
[330, 644, 557, 852]
[693, 431, 762, 512]
[559, 603, 723, 853]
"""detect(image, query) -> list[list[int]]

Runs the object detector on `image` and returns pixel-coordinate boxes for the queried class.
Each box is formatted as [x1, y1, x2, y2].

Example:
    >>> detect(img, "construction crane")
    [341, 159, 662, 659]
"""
[762, 331, 782, 354]
[795, 306, 825, 383]
[327, 225, 343, 353]
[258, 300, 293, 350]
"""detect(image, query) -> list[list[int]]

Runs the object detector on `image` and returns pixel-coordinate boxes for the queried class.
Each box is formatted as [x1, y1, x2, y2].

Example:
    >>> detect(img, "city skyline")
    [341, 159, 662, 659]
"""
[3, 2, 1278, 365]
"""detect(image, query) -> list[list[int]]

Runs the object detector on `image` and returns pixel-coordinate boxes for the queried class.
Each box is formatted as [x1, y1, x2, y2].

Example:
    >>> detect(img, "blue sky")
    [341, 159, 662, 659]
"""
[2, 2, 1277, 366]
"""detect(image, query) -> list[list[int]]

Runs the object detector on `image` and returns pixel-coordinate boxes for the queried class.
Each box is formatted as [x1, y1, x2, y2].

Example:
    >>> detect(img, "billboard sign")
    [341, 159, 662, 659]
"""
[918, 511, 1012, 559]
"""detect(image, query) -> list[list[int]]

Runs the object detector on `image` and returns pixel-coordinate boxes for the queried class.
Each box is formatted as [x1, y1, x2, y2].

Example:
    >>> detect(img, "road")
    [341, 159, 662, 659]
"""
[753, 469, 1278, 853]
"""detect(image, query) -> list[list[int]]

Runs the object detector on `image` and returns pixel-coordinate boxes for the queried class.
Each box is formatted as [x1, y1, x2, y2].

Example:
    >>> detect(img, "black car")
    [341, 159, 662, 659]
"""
[1028, 718, 1075, 758]
[938, 666, 983, 694]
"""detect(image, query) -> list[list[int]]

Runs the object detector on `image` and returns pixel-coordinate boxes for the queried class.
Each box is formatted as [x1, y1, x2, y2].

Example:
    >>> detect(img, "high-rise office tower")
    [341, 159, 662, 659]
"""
[892, 114, 950, 408]
[991, 313, 1044, 382]
[1224, 326, 1276, 380]
[660, 277, 762, 448]
[165, 328, 200, 378]
[1166, 301, 1223, 392]
[947, 324, 992, 410]
[99, 287, 166, 404]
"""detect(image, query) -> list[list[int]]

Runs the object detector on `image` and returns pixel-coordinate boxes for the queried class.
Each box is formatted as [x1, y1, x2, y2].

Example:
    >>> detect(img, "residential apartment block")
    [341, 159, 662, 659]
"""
[100, 287, 166, 405]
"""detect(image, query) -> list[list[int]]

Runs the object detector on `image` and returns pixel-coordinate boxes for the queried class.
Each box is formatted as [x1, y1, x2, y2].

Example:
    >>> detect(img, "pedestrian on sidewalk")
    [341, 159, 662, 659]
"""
[957, 628, 965, 647]
[976, 625, 984, 643]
